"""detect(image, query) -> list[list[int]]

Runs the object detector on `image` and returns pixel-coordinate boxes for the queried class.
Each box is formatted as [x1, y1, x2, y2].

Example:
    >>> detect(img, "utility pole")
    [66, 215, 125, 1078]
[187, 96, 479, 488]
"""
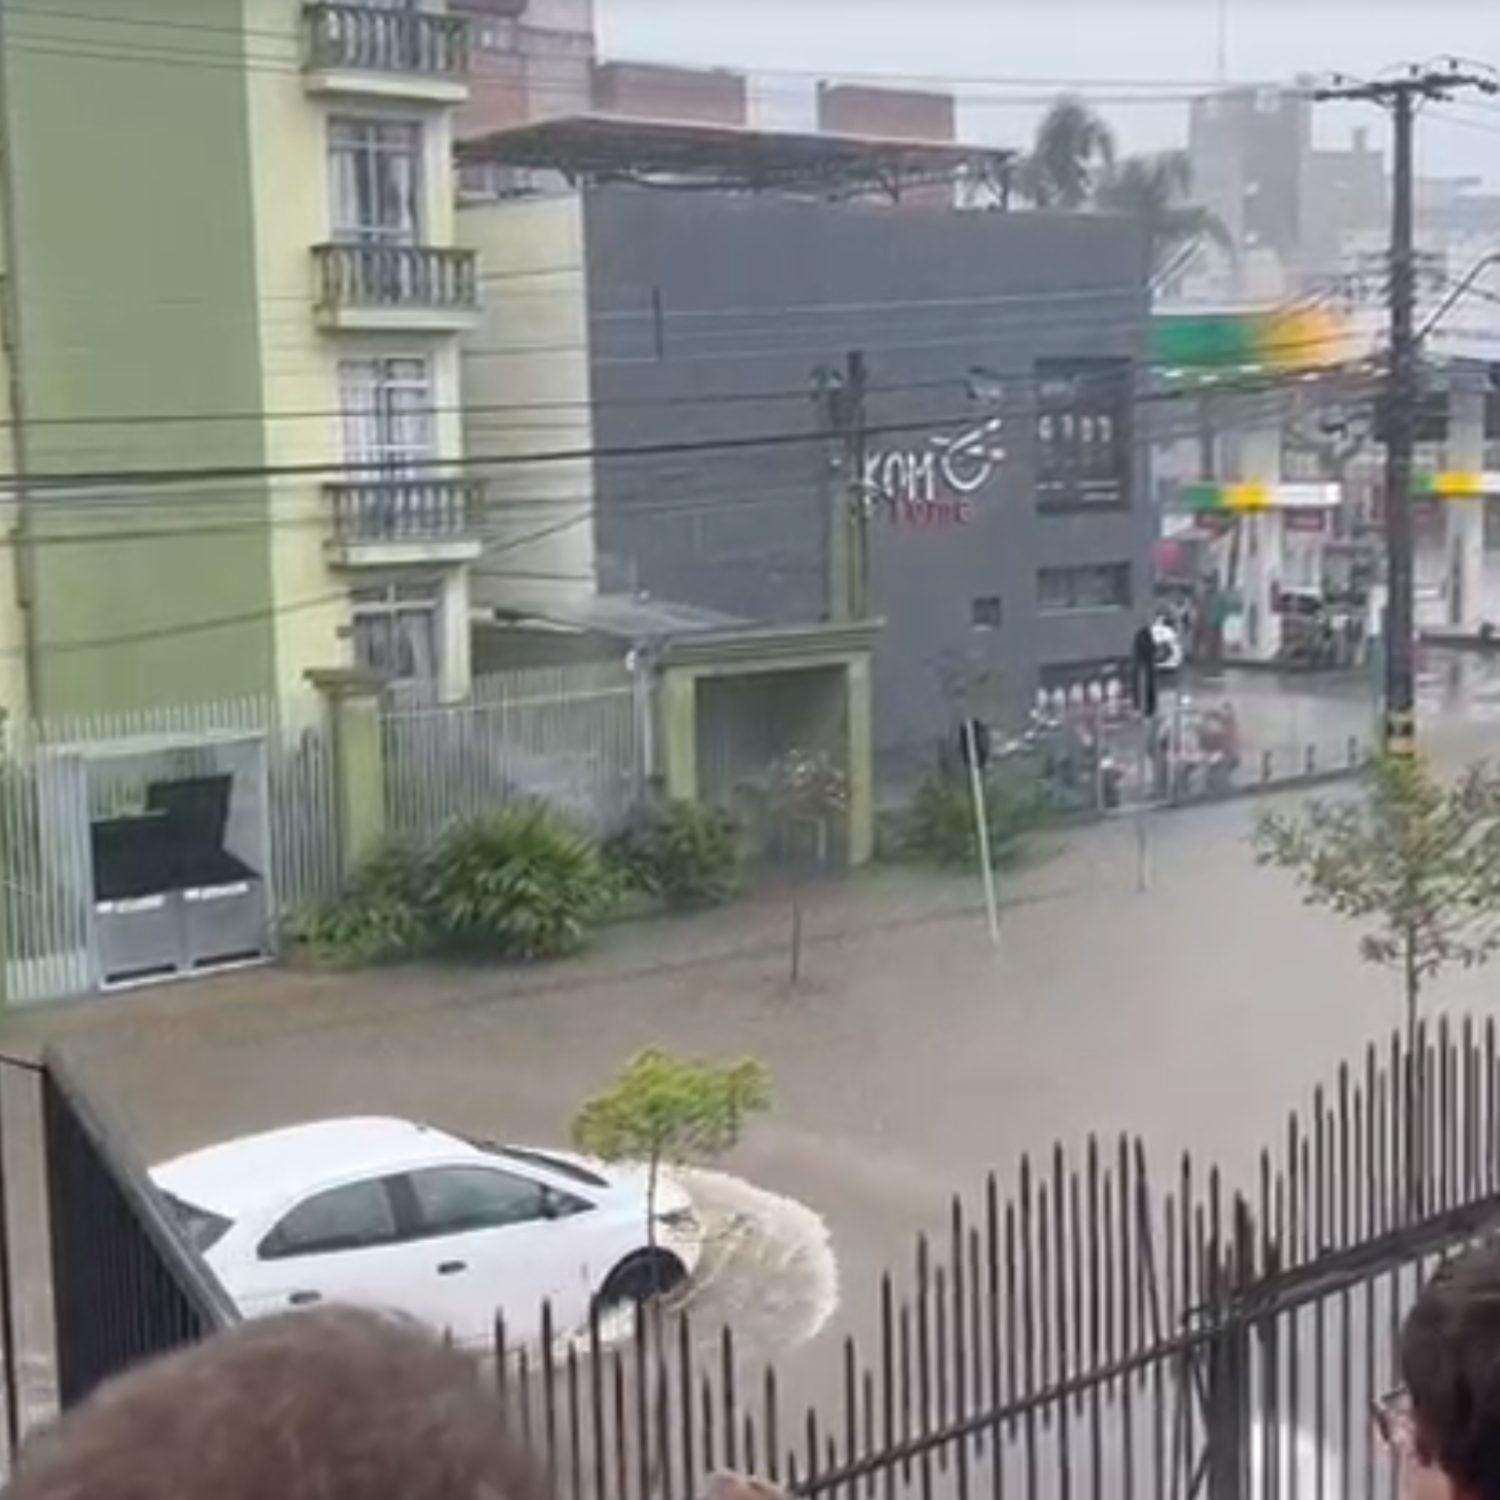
[1316, 66, 1500, 755]
[811, 351, 871, 620]
[843, 351, 870, 619]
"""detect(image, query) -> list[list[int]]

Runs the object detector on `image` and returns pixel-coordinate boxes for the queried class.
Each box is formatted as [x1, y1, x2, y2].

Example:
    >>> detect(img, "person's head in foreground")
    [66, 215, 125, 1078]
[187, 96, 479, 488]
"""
[2, 1306, 792, 1500]
[1387, 1240, 1500, 1500]
[4, 1307, 543, 1500]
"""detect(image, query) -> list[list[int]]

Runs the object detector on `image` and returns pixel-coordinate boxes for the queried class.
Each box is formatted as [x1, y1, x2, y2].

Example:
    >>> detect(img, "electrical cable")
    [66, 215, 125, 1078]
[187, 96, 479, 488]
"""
[0, 355, 1380, 507]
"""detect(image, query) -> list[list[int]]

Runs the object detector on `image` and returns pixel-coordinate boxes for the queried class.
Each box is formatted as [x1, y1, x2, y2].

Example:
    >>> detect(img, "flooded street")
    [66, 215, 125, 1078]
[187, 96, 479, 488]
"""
[10, 728, 1500, 1420]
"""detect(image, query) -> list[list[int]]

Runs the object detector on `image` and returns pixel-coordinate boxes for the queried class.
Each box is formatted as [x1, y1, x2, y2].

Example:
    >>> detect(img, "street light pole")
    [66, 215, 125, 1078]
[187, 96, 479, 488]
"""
[1316, 65, 1500, 755]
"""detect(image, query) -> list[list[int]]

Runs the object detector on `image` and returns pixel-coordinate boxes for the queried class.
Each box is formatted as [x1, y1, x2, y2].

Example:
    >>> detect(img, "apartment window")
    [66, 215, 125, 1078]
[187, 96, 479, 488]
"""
[1037, 563, 1132, 615]
[1035, 358, 1131, 510]
[329, 118, 423, 244]
[352, 581, 442, 684]
[339, 357, 435, 473]
[971, 595, 1003, 630]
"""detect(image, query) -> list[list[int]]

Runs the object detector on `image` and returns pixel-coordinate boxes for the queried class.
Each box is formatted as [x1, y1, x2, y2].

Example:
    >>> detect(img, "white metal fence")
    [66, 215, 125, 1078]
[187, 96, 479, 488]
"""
[0, 666, 646, 1005]
[383, 663, 647, 845]
[1, 699, 340, 1006]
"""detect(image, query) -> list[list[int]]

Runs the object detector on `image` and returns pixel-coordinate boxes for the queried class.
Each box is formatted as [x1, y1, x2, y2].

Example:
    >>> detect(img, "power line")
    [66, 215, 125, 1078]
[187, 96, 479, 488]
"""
[1315, 62, 1500, 757]
[0, 356, 1378, 505]
[0, 383, 1387, 656]
[0, 6, 1294, 101]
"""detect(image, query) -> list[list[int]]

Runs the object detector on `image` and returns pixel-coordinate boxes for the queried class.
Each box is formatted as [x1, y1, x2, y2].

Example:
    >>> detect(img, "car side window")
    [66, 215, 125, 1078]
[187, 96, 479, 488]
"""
[407, 1166, 562, 1236]
[259, 1178, 399, 1260]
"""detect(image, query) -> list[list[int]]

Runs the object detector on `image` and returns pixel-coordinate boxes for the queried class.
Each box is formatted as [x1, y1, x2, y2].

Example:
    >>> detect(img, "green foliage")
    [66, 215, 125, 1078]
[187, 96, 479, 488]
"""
[1017, 97, 1229, 274]
[763, 749, 849, 823]
[289, 841, 432, 968]
[1094, 150, 1233, 275]
[1256, 754, 1500, 1036]
[572, 1048, 771, 1173]
[291, 804, 616, 967]
[427, 804, 617, 960]
[1017, 96, 1116, 209]
[894, 765, 1050, 870]
[606, 800, 742, 910]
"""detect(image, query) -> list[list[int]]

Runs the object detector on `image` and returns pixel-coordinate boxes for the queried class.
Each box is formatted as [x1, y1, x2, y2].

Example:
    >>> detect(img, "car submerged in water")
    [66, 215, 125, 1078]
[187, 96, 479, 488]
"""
[152, 1116, 703, 1348]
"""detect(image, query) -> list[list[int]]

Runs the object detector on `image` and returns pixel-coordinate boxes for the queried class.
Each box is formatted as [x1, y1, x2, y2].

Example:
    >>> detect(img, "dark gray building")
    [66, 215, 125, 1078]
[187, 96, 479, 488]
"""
[464, 166, 1154, 772]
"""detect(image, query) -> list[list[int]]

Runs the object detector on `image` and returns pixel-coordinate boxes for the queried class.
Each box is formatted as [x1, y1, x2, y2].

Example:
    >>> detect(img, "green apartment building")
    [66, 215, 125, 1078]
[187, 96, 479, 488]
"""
[0, 0, 482, 722]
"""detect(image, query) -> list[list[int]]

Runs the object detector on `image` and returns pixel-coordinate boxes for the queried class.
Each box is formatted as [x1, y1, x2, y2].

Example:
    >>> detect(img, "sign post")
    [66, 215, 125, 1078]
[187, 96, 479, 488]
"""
[962, 719, 1002, 949]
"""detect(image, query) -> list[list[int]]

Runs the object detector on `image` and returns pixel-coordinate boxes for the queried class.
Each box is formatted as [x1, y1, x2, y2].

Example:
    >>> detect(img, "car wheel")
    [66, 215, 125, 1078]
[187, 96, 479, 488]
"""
[596, 1248, 688, 1312]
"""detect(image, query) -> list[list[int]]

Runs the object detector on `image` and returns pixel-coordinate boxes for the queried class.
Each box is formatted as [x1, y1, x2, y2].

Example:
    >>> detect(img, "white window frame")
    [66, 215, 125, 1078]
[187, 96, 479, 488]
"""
[351, 580, 443, 686]
[328, 116, 424, 245]
[339, 356, 436, 476]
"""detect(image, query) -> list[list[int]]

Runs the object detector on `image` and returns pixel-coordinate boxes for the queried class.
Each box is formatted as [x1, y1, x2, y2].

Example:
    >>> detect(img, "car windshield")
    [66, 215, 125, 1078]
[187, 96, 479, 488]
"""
[160, 1191, 232, 1255]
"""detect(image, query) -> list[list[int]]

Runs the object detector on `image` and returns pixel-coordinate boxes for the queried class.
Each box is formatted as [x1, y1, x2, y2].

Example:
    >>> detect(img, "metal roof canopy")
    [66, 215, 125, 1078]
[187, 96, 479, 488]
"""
[456, 114, 1016, 203]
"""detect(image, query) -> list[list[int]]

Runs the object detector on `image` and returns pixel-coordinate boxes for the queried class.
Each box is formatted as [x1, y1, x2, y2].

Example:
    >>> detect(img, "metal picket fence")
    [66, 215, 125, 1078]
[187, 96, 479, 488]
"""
[0, 698, 339, 1006]
[493, 1017, 1500, 1500]
[383, 663, 648, 845]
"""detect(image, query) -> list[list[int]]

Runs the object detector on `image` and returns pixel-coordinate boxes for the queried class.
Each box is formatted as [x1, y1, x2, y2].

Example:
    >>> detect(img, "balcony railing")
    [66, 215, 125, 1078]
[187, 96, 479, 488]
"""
[328, 477, 479, 546]
[314, 243, 479, 316]
[303, 3, 469, 78]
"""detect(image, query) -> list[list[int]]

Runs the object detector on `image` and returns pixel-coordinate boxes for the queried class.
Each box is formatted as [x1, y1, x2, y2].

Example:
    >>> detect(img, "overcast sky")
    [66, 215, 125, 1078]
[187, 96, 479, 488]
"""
[598, 0, 1500, 185]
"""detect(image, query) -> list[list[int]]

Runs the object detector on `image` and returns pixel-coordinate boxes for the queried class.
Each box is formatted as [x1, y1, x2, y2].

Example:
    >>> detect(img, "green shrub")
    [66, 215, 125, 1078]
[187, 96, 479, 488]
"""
[289, 841, 432, 967]
[605, 800, 741, 909]
[427, 804, 617, 960]
[894, 766, 1049, 870]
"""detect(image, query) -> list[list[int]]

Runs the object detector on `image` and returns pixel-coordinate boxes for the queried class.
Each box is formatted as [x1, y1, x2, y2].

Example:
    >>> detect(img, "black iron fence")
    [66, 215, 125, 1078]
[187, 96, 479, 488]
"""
[0, 1022, 1494, 1500]
[36, 1051, 237, 1421]
[493, 1016, 1500, 1500]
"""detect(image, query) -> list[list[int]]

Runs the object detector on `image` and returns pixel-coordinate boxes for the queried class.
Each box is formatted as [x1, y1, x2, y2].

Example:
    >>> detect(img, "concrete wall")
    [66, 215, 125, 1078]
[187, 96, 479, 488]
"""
[581, 187, 1153, 759]
[459, 193, 597, 611]
[0, 0, 277, 718]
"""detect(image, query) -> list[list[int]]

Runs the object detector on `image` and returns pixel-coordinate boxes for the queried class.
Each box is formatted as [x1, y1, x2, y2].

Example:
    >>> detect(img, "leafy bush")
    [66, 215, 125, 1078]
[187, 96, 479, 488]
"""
[606, 800, 741, 909]
[894, 766, 1050, 870]
[289, 841, 432, 968]
[292, 806, 617, 967]
[427, 803, 617, 960]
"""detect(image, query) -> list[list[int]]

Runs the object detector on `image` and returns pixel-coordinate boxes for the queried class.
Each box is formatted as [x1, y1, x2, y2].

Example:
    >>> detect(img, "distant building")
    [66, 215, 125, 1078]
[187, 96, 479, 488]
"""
[458, 121, 1152, 769]
[816, 83, 955, 143]
[452, 0, 596, 135]
[593, 61, 748, 126]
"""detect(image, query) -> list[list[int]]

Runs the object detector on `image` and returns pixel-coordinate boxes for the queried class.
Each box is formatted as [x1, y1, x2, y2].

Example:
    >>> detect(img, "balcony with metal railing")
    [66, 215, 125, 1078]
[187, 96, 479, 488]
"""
[303, 3, 470, 102]
[325, 477, 484, 566]
[312, 243, 480, 332]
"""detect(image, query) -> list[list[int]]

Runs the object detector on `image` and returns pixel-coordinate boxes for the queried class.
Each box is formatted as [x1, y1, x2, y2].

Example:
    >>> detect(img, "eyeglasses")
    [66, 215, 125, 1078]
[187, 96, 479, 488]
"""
[1373, 1387, 1417, 1455]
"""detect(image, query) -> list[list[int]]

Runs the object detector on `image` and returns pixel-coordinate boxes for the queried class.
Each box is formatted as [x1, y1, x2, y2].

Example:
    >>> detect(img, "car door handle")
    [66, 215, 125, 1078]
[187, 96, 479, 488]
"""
[288, 1290, 321, 1306]
[437, 1260, 467, 1276]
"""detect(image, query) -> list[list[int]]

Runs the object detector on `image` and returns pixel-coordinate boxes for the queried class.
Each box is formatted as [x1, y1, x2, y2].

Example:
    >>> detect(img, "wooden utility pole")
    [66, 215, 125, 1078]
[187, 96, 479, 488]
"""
[1316, 66, 1500, 755]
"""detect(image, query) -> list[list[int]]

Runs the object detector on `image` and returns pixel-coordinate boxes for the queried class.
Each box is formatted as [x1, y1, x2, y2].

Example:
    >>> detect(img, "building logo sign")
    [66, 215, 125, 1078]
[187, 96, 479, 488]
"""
[865, 418, 1005, 528]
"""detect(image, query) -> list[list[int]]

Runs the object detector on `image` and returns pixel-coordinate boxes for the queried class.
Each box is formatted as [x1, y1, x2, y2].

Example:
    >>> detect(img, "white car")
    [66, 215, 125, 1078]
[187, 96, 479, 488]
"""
[151, 1117, 702, 1348]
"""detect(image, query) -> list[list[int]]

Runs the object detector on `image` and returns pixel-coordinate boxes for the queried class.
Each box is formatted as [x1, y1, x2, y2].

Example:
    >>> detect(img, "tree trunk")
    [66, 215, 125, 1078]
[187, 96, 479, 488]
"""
[646, 1149, 659, 1250]
[1404, 939, 1422, 1220]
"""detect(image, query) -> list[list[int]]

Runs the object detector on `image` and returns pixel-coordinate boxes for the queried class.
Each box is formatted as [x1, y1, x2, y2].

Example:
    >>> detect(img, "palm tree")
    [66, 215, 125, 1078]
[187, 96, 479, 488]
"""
[1016, 96, 1116, 210]
[1093, 149, 1233, 278]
